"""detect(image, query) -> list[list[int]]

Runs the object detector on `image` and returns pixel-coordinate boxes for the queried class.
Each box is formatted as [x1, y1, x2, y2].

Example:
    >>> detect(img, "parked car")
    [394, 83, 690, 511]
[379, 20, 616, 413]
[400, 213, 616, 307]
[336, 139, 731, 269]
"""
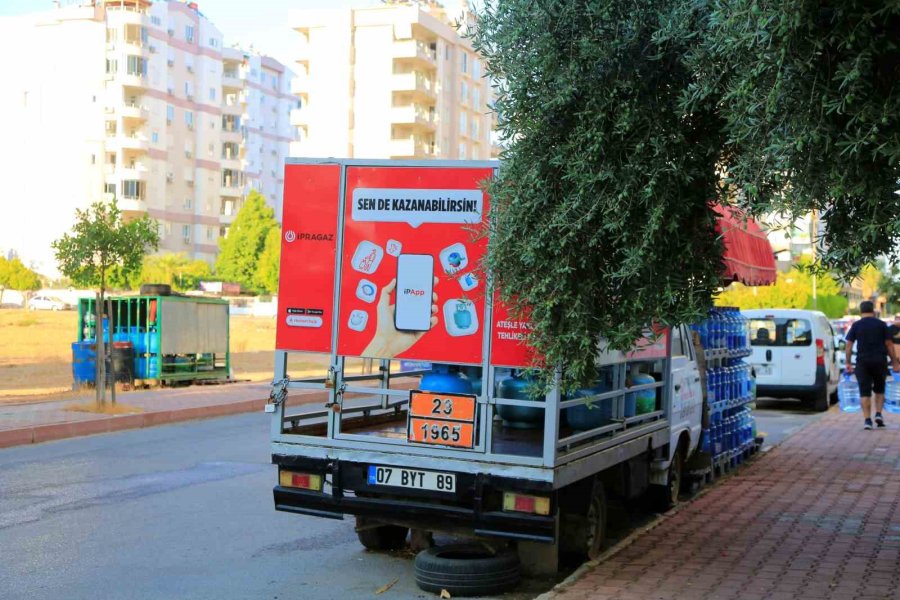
[27, 295, 68, 311]
[835, 335, 857, 373]
[743, 308, 840, 411]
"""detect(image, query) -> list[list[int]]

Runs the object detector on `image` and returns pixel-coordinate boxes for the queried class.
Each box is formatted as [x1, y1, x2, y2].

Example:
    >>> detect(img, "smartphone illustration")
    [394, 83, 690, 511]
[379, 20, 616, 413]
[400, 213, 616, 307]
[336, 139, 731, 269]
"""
[395, 254, 434, 332]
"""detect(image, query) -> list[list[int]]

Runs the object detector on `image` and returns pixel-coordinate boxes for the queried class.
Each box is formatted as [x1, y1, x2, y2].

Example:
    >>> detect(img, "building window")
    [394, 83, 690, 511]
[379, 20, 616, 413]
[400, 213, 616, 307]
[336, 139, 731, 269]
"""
[184, 197, 193, 210]
[182, 224, 192, 242]
[166, 105, 174, 123]
[209, 87, 216, 101]
[459, 112, 467, 135]
[473, 59, 481, 79]
[461, 52, 468, 74]
[184, 110, 194, 129]
[126, 55, 147, 76]
[90, 154, 96, 165]
[105, 59, 117, 74]
[209, 37, 218, 48]
[473, 88, 481, 109]
[207, 227, 214, 240]
[185, 25, 194, 43]
[461, 82, 468, 104]
[104, 183, 116, 198]
[471, 118, 479, 139]
[151, 15, 161, 26]
[151, 131, 159, 143]
[122, 180, 144, 200]
[458, 142, 466, 159]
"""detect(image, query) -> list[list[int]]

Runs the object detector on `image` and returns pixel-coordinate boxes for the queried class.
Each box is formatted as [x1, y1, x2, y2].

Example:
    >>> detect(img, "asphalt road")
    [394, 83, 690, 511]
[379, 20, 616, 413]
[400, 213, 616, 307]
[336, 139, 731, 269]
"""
[753, 396, 829, 448]
[0, 402, 822, 600]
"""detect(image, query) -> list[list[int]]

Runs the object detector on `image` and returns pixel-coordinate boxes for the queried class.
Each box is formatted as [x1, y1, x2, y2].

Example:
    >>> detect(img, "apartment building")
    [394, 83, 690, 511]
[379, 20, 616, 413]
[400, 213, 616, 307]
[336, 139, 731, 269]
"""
[0, 0, 293, 274]
[288, 2, 494, 161]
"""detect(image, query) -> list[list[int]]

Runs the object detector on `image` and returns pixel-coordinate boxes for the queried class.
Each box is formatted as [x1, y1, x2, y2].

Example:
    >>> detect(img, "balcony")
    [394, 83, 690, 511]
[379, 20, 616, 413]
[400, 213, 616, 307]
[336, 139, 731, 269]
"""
[388, 137, 434, 158]
[392, 72, 436, 102]
[118, 197, 147, 214]
[222, 103, 242, 116]
[222, 71, 242, 91]
[392, 39, 437, 69]
[114, 133, 149, 151]
[221, 130, 242, 144]
[105, 4, 147, 26]
[120, 101, 148, 121]
[220, 180, 242, 197]
[290, 107, 309, 126]
[116, 164, 149, 181]
[117, 70, 147, 89]
[221, 156, 241, 171]
[391, 105, 435, 130]
[290, 75, 310, 95]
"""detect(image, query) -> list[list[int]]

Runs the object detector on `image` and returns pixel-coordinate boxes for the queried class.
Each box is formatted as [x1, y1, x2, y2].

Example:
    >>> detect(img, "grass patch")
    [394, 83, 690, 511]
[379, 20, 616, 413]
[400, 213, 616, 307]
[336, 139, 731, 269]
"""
[65, 401, 145, 415]
[15, 318, 38, 327]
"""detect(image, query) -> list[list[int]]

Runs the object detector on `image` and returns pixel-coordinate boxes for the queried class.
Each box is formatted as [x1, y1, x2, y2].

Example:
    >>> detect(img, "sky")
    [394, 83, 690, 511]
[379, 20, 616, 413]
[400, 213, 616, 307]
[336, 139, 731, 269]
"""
[0, 0, 385, 68]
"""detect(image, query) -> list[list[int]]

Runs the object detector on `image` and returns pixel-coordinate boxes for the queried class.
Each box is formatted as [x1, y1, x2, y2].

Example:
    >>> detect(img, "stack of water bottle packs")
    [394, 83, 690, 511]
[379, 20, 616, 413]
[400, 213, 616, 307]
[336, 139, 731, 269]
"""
[691, 307, 757, 461]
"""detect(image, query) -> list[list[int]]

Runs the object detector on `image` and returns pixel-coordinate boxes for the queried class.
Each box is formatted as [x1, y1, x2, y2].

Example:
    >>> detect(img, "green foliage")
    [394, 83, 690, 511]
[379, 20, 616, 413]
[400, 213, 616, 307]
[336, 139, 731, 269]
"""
[215, 191, 278, 293]
[255, 227, 281, 295]
[689, 1, 900, 273]
[137, 253, 212, 292]
[51, 201, 159, 295]
[716, 264, 848, 318]
[0, 257, 42, 291]
[472, 0, 725, 388]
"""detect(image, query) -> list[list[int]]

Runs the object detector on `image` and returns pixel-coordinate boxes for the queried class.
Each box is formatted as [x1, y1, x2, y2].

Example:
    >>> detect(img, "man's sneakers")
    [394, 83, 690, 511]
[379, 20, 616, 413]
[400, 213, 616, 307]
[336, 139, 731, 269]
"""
[875, 413, 886, 427]
[864, 418, 873, 430]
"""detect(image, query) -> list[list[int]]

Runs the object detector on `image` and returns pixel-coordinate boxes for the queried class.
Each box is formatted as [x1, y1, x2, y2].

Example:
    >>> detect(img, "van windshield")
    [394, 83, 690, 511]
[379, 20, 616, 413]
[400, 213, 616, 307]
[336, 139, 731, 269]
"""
[749, 318, 812, 347]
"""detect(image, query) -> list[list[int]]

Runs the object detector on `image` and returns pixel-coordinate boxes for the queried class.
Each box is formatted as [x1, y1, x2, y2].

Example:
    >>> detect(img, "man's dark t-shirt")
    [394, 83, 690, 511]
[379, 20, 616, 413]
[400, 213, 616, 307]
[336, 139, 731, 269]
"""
[846, 316, 890, 360]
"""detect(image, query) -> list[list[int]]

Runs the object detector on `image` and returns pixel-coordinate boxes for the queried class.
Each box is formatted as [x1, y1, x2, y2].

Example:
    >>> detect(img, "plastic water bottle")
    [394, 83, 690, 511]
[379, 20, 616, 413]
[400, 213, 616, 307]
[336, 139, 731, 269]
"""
[885, 374, 900, 414]
[838, 374, 861, 413]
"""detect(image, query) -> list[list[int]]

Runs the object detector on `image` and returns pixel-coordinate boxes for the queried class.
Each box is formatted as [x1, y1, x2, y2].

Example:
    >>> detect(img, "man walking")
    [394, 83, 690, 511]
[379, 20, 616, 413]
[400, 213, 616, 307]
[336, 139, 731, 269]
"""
[845, 301, 899, 429]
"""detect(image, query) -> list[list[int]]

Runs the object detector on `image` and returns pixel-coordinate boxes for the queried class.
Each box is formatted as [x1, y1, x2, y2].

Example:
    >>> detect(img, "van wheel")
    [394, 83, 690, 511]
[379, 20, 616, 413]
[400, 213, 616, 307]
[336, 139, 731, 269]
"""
[355, 517, 408, 551]
[813, 387, 829, 412]
[650, 446, 683, 512]
[585, 483, 608, 560]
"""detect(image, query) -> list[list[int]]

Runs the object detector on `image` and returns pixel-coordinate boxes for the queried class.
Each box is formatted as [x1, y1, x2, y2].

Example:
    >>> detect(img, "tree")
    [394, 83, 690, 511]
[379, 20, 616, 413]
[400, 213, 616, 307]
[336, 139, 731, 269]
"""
[136, 253, 212, 292]
[255, 228, 281, 295]
[716, 263, 848, 318]
[688, 2, 900, 274]
[215, 191, 278, 292]
[52, 201, 159, 403]
[472, 0, 725, 388]
[0, 257, 41, 291]
[473, 0, 900, 388]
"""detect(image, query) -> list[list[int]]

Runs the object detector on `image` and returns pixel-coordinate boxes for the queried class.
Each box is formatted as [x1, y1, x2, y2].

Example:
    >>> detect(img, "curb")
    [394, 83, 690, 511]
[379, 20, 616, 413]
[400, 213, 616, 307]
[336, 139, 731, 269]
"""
[0, 397, 270, 449]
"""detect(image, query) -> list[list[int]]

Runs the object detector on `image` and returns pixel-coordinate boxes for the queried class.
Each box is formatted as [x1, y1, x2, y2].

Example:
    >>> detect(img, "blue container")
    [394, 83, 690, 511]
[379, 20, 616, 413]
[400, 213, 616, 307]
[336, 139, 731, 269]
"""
[564, 383, 612, 431]
[885, 375, 900, 414]
[148, 329, 159, 354]
[496, 374, 545, 429]
[632, 373, 656, 414]
[71, 341, 97, 385]
[420, 365, 473, 395]
[838, 374, 861, 413]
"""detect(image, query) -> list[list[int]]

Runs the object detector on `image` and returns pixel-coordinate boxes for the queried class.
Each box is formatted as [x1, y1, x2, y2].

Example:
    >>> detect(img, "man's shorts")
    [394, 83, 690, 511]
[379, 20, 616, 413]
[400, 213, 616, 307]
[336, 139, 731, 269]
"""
[856, 358, 888, 396]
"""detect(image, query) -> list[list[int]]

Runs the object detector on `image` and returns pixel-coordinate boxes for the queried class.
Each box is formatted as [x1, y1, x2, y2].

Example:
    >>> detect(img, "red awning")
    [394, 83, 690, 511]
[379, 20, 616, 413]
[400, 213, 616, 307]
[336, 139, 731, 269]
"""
[713, 205, 777, 286]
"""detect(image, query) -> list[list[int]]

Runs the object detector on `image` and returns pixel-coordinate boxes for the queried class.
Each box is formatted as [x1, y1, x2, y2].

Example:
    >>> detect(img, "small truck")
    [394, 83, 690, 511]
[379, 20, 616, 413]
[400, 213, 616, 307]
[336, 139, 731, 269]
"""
[268, 158, 758, 572]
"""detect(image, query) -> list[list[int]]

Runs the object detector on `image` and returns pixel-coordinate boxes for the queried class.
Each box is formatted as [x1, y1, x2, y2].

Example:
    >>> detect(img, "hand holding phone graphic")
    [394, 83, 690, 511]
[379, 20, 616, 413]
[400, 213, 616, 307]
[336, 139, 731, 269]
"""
[361, 255, 438, 359]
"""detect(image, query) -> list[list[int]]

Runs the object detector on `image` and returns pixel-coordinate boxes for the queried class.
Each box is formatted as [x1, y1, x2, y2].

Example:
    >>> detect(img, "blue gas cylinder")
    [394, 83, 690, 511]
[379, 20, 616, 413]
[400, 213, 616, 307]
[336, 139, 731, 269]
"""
[633, 372, 656, 414]
[496, 373, 544, 429]
[838, 374, 861, 413]
[564, 382, 611, 431]
[420, 365, 473, 395]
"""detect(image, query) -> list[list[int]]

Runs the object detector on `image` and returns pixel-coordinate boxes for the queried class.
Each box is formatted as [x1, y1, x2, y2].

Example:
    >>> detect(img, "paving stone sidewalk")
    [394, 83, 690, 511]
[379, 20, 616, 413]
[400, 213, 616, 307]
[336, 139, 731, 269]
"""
[543, 408, 900, 600]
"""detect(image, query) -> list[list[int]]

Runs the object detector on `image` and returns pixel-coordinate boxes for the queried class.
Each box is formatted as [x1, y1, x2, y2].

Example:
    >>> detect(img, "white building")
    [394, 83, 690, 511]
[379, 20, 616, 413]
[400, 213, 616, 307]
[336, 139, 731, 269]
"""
[0, 0, 294, 275]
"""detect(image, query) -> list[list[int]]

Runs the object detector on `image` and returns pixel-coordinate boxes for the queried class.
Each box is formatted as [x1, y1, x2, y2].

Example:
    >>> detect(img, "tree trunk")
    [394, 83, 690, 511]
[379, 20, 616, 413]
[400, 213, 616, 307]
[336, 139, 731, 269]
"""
[108, 296, 116, 406]
[95, 291, 105, 406]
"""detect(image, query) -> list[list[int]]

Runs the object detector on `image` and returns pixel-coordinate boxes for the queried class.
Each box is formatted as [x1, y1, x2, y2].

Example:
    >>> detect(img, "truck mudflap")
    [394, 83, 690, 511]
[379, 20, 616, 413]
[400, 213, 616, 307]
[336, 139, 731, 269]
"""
[272, 455, 557, 543]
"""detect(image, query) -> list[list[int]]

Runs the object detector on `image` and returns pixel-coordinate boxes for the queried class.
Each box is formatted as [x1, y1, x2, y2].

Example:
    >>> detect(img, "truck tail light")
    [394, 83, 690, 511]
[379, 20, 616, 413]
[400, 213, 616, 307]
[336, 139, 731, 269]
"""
[502, 492, 550, 516]
[279, 470, 323, 491]
[816, 339, 825, 366]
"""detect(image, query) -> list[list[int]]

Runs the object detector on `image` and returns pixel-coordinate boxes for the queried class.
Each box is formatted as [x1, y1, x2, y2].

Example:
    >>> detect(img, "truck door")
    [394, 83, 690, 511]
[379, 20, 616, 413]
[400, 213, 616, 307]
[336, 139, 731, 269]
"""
[669, 325, 703, 454]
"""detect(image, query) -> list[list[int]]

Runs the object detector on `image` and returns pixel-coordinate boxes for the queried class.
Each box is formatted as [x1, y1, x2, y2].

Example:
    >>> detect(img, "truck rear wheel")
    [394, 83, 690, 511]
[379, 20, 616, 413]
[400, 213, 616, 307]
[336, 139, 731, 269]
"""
[355, 517, 408, 551]
[560, 479, 607, 563]
[650, 446, 682, 512]
[813, 386, 830, 412]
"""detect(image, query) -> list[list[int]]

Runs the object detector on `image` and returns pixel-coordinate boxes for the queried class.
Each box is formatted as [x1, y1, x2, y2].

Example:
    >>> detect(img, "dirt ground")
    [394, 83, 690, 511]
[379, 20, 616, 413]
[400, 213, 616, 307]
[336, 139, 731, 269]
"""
[0, 309, 358, 404]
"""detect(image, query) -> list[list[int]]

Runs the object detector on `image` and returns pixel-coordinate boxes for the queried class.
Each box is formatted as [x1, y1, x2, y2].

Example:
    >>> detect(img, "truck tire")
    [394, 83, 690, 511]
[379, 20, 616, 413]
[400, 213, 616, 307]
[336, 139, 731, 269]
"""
[355, 519, 408, 551]
[140, 283, 172, 296]
[813, 386, 830, 412]
[560, 479, 607, 563]
[650, 446, 683, 512]
[414, 544, 520, 597]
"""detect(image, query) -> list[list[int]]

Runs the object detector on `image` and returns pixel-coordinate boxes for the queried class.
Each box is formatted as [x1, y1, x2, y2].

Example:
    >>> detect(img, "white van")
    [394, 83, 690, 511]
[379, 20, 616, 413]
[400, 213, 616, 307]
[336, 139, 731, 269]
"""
[743, 309, 839, 411]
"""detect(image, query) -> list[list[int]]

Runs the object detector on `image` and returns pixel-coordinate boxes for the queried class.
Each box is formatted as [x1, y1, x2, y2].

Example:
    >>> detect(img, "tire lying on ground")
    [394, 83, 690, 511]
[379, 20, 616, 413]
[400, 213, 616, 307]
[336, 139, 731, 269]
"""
[139, 283, 172, 296]
[414, 544, 520, 597]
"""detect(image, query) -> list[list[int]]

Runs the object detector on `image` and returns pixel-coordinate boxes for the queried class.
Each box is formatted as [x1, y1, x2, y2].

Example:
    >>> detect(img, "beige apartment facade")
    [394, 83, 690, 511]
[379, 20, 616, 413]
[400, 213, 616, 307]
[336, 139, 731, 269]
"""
[0, 0, 293, 274]
[288, 4, 494, 161]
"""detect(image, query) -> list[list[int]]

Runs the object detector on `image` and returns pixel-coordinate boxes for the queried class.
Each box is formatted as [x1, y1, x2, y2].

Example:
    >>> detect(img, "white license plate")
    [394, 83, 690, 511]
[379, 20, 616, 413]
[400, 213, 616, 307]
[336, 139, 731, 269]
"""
[757, 365, 772, 376]
[367, 465, 456, 493]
